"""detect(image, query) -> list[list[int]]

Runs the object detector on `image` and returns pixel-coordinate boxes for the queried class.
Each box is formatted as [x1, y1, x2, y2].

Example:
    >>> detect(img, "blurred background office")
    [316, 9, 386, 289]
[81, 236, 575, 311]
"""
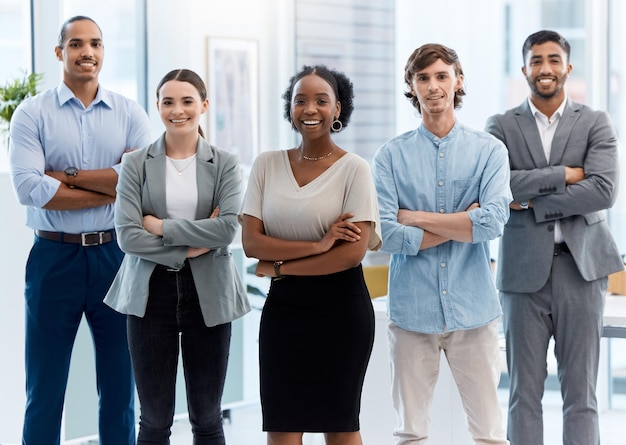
[0, 0, 624, 443]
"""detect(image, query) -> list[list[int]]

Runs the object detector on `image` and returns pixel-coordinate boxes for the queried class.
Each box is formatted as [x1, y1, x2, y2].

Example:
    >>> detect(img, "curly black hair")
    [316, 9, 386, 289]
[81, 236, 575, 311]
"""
[281, 65, 354, 132]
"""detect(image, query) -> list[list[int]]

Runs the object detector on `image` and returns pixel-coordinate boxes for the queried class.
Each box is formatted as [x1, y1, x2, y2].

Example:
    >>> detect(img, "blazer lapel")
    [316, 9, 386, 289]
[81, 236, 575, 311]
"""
[549, 100, 580, 165]
[144, 134, 168, 218]
[514, 101, 548, 167]
[195, 138, 217, 220]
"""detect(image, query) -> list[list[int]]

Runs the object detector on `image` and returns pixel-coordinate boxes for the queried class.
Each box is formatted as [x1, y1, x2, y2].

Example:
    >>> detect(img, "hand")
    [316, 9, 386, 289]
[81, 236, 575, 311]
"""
[466, 202, 480, 211]
[209, 206, 220, 218]
[510, 201, 531, 211]
[565, 167, 584, 185]
[397, 209, 418, 226]
[317, 212, 361, 253]
[119, 147, 139, 163]
[255, 260, 273, 277]
[143, 214, 164, 236]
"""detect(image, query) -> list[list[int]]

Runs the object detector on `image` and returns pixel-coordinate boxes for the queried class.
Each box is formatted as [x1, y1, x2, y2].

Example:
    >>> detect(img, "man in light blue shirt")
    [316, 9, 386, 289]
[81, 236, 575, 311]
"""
[372, 43, 511, 444]
[9, 16, 151, 445]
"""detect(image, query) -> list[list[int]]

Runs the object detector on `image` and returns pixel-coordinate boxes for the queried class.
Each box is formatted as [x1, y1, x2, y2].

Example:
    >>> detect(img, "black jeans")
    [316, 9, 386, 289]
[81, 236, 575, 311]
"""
[128, 264, 231, 445]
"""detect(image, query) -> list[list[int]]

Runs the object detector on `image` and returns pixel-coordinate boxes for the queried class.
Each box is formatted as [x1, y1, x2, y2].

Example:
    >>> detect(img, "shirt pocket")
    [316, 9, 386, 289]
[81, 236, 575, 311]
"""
[453, 176, 481, 212]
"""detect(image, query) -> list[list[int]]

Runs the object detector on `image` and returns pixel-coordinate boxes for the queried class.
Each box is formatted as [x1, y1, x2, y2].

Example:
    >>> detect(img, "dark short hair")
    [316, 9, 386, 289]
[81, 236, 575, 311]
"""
[156, 69, 208, 138]
[282, 65, 354, 132]
[403, 43, 466, 114]
[57, 15, 102, 48]
[522, 30, 571, 64]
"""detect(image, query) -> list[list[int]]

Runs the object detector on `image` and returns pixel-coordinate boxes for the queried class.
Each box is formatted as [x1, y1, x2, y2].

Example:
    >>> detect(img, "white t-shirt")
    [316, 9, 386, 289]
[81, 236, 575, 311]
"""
[242, 150, 381, 250]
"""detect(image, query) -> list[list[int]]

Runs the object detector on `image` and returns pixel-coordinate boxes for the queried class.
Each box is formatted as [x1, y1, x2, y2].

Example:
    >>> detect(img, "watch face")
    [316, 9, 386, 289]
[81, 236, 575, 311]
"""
[65, 167, 78, 176]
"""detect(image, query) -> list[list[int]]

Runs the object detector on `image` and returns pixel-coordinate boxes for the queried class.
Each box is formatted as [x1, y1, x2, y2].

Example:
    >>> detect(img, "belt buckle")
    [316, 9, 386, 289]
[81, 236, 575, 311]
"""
[81, 231, 103, 246]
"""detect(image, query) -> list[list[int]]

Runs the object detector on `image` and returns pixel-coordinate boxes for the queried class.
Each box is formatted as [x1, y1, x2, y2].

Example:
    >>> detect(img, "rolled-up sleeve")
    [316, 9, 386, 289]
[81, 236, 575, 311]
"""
[9, 104, 61, 208]
[468, 140, 512, 242]
[372, 145, 423, 256]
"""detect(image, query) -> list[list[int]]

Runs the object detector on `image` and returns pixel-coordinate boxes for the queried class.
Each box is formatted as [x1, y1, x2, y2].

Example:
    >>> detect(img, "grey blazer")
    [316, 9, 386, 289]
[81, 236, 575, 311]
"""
[104, 133, 250, 326]
[485, 99, 623, 293]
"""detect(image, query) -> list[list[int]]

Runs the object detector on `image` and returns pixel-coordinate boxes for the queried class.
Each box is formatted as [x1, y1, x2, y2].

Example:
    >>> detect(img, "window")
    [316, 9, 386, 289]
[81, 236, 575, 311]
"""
[62, 0, 146, 104]
[294, 0, 395, 162]
[0, 0, 31, 171]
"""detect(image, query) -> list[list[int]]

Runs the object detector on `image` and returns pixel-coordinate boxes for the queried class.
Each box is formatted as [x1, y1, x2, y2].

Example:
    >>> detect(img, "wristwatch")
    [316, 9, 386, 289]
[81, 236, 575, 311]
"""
[519, 201, 530, 210]
[65, 166, 78, 188]
[273, 261, 284, 278]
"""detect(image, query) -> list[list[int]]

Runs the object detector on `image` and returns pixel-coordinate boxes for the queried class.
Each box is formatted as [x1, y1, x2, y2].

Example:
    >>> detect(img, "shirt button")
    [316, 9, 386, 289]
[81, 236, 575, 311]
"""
[439, 152, 444, 158]
[439, 208, 445, 213]
[442, 290, 447, 295]
[440, 262, 446, 268]
[438, 181, 444, 187]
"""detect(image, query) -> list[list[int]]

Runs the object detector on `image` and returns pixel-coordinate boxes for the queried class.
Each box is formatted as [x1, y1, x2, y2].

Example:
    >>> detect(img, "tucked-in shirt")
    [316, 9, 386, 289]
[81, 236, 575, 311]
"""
[372, 122, 512, 334]
[9, 82, 151, 233]
[242, 150, 382, 250]
[528, 97, 567, 243]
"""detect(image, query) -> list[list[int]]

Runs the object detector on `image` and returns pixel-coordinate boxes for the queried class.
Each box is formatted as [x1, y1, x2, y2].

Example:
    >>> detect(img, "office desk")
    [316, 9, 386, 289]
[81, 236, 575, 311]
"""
[603, 295, 626, 338]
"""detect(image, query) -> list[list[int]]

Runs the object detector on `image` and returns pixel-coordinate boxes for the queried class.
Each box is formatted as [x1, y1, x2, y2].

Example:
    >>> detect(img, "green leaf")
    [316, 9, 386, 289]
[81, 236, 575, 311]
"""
[0, 71, 43, 130]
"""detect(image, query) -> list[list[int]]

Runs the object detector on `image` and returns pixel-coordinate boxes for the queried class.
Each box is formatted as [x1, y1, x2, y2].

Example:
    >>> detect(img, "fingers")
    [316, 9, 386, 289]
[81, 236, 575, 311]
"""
[210, 206, 220, 218]
[335, 212, 355, 223]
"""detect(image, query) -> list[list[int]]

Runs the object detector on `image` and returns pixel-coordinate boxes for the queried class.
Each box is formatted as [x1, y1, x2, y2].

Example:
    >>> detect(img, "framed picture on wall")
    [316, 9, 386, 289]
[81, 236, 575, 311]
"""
[206, 37, 259, 168]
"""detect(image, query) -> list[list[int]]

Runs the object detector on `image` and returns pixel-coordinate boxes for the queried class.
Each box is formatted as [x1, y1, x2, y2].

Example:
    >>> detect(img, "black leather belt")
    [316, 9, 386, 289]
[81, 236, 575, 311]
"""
[553, 242, 570, 256]
[35, 230, 116, 247]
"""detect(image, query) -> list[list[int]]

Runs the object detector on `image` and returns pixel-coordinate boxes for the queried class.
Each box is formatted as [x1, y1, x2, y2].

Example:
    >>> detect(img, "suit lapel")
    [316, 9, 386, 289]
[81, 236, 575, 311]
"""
[549, 101, 580, 165]
[514, 101, 548, 167]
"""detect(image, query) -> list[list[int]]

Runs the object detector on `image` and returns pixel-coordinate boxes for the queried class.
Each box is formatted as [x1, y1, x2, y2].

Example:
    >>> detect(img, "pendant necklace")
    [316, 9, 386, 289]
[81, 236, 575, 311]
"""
[302, 151, 334, 161]
[168, 154, 196, 175]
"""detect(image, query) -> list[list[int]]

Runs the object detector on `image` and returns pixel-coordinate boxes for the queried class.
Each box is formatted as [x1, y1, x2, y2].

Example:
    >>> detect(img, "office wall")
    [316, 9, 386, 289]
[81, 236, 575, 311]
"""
[395, 0, 505, 134]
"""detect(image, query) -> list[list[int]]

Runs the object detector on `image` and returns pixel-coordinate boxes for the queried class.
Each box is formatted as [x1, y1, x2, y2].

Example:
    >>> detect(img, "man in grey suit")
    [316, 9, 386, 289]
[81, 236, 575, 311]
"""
[485, 30, 623, 445]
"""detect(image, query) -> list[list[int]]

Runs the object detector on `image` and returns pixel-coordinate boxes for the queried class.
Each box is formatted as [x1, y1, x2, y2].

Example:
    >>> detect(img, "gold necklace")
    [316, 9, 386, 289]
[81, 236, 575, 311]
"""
[302, 151, 334, 161]
[167, 154, 196, 176]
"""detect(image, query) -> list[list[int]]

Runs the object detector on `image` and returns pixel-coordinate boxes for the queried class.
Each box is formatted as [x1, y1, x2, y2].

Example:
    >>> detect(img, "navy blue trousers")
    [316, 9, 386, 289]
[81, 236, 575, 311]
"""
[22, 234, 135, 445]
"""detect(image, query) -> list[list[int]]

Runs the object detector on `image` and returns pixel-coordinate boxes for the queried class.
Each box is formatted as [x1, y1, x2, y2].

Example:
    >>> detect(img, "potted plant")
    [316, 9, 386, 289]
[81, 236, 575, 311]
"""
[0, 71, 43, 135]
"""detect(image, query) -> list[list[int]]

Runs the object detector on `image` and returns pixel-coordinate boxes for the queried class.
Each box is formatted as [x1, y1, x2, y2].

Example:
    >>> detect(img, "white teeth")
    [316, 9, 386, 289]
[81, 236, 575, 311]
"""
[171, 119, 187, 123]
[539, 78, 553, 83]
[303, 120, 321, 125]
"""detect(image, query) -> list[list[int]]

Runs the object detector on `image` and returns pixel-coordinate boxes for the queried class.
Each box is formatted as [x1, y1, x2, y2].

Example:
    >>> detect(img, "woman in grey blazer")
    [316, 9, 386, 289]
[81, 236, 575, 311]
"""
[105, 69, 250, 445]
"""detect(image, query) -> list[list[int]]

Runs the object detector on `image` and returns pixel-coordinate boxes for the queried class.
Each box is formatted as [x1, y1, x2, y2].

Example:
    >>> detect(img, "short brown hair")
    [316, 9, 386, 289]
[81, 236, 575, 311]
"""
[403, 43, 466, 114]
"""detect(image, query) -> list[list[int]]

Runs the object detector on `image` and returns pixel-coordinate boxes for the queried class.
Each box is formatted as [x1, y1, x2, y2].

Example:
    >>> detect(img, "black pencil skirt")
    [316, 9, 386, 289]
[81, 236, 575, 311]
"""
[259, 265, 375, 432]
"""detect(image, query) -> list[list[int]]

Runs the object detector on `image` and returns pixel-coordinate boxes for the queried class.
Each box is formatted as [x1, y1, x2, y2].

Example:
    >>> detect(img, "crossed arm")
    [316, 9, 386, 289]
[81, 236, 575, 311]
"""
[241, 212, 370, 277]
[397, 203, 479, 250]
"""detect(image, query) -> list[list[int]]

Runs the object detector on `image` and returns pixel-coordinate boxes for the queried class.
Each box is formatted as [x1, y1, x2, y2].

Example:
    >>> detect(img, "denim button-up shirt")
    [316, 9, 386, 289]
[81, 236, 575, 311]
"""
[372, 122, 512, 334]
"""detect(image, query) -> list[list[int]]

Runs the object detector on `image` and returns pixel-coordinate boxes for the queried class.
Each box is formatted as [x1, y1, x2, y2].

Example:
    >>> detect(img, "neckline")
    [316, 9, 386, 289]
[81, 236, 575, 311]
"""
[282, 150, 351, 190]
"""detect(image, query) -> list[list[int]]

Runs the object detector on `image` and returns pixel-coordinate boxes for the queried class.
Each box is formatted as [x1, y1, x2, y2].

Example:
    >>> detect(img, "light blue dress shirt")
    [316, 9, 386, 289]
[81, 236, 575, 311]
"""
[372, 122, 512, 334]
[9, 82, 151, 233]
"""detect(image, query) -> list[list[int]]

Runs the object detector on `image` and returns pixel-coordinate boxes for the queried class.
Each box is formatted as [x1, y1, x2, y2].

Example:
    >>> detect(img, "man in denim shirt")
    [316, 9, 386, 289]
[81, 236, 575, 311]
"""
[372, 43, 511, 444]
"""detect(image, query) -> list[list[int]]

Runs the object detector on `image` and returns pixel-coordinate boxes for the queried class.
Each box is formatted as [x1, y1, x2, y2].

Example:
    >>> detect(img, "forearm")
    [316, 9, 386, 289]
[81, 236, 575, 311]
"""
[420, 231, 450, 250]
[47, 168, 119, 197]
[280, 240, 367, 276]
[243, 232, 325, 262]
[402, 209, 473, 243]
[43, 183, 115, 210]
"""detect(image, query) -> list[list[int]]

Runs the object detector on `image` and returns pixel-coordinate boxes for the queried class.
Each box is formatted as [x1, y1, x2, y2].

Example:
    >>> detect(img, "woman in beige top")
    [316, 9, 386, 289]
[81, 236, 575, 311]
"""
[241, 65, 381, 445]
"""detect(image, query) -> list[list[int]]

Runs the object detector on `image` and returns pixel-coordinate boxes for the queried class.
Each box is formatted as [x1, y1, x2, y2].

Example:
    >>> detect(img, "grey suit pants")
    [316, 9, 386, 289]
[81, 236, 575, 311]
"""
[501, 252, 607, 445]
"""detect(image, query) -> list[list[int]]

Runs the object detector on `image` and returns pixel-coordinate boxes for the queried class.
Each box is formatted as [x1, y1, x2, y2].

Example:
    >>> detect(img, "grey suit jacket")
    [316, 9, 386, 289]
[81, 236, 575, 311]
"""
[485, 99, 623, 293]
[104, 133, 250, 326]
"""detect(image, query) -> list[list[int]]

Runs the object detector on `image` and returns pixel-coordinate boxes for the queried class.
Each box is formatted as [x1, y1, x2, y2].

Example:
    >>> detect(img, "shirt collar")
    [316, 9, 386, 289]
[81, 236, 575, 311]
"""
[56, 82, 112, 109]
[418, 120, 460, 145]
[527, 96, 567, 122]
